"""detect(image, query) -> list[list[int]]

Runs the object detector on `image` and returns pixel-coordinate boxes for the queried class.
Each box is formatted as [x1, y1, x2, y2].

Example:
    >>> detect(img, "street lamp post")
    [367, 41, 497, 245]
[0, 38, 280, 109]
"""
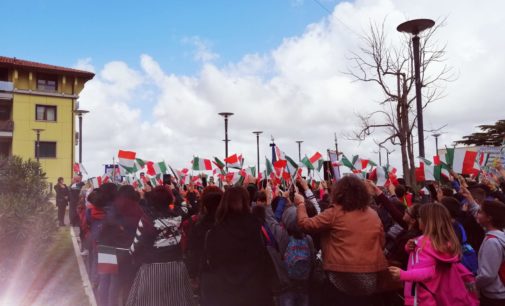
[384, 148, 395, 166]
[74, 109, 89, 164]
[32, 128, 45, 163]
[252, 131, 263, 174]
[378, 145, 383, 166]
[218, 112, 234, 171]
[334, 133, 340, 160]
[432, 133, 441, 156]
[296, 140, 303, 161]
[397, 18, 435, 158]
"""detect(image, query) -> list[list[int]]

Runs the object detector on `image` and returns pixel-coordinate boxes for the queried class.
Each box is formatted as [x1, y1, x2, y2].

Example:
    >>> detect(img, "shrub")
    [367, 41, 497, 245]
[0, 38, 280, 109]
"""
[0, 156, 57, 290]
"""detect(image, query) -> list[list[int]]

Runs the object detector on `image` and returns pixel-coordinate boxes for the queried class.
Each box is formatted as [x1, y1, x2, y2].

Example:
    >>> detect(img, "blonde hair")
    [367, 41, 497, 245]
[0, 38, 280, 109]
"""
[419, 203, 461, 256]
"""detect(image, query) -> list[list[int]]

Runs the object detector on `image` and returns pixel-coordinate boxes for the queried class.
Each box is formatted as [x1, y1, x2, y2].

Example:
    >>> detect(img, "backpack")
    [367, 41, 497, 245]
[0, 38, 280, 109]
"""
[284, 235, 312, 280]
[485, 234, 505, 285]
[415, 262, 479, 306]
[457, 223, 478, 275]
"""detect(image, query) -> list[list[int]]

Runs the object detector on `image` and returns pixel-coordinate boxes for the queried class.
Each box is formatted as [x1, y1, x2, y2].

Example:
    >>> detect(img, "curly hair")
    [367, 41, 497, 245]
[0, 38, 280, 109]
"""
[330, 176, 371, 212]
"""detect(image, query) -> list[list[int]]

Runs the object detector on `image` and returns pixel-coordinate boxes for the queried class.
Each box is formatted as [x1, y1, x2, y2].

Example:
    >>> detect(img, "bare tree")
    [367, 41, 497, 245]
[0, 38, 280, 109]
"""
[347, 18, 453, 187]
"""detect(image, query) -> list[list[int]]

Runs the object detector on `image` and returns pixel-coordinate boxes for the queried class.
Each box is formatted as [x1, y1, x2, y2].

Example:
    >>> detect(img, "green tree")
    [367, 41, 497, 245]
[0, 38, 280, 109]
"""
[454, 120, 505, 146]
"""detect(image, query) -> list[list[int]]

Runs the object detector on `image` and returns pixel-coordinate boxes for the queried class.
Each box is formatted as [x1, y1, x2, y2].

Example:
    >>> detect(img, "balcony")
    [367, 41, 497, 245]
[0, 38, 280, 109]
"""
[0, 81, 13, 100]
[0, 120, 13, 133]
[0, 81, 13, 92]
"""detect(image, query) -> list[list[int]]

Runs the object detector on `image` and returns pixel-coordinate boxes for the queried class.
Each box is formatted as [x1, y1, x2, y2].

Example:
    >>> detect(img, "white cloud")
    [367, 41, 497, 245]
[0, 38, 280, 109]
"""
[76, 0, 505, 178]
[73, 58, 95, 73]
[182, 36, 219, 63]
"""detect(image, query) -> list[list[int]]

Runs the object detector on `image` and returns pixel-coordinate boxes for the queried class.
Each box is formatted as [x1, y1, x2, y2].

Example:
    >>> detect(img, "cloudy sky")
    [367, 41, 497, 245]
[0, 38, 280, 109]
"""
[4, 0, 504, 176]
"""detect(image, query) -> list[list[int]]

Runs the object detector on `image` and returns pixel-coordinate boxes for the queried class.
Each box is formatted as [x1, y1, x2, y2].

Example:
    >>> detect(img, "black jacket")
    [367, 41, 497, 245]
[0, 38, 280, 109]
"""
[200, 213, 274, 306]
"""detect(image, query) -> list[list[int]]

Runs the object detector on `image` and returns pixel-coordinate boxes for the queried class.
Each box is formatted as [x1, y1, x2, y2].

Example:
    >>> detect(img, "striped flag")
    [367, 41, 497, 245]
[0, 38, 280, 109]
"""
[97, 245, 118, 274]
[118, 150, 136, 169]
[224, 154, 243, 169]
[192, 157, 213, 171]
[301, 152, 323, 170]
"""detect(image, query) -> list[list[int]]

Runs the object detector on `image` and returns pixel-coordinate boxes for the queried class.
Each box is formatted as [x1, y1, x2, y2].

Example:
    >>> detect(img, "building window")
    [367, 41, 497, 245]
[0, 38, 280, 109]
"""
[36, 105, 57, 121]
[37, 74, 58, 92]
[35, 141, 56, 158]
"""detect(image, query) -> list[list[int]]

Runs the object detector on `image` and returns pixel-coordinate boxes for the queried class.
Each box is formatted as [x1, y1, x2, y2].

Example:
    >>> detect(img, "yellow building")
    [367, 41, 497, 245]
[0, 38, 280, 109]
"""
[0, 56, 94, 186]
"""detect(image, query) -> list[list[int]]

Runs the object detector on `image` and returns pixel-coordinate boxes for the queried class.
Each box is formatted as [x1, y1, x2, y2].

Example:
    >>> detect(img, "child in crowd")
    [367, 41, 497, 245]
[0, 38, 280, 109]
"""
[389, 203, 476, 306]
[476, 200, 505, 306]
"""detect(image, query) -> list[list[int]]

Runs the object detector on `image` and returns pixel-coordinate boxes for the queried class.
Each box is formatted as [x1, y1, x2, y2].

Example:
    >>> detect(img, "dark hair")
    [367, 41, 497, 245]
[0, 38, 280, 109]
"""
[395, 185, 406, 198]
[117, 185, 140, 202]
[57, 177, 64, 183]
[440, 197, 462, 220]
[246, 184, 258, 205]
[330, 176, 370, 212]
[256, 190, 267, 203]
[481, 200, 505, 229]
[146, 185, 173, 212]
[441, 187, 454, 197]
[200, 186, 223, 218]
[216, 186, 250, 223]
[89, 183, 117, 207]
[252, 205, 266, 224]
[87, 189, 100, 205]
[470, 187, 487, 205]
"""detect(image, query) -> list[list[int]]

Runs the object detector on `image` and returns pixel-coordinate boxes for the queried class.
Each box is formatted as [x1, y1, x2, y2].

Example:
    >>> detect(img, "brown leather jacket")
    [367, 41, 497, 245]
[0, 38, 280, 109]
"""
[297, 203, 387, 273]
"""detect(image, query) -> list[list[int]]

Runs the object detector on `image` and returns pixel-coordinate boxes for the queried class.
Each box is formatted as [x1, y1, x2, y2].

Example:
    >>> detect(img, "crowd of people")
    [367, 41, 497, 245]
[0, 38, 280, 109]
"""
[53, 162, 505, 306]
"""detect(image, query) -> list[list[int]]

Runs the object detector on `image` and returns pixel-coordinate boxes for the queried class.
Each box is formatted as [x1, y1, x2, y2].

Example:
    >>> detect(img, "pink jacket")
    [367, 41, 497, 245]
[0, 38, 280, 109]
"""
[400, 235, 460, 306]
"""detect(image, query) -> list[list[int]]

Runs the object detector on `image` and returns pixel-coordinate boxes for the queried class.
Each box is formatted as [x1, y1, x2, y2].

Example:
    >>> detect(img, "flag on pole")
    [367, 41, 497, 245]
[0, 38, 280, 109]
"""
[118, 150, 136, 170]
[152, 161, 168, 174]
[301, 152, 323, 170]
[441, 148, 478, 175]
[285, 155, 299, 175]
[213, 157, 226, 169]
[192, 157, 213, 171]
[417, 157, 437, 181]
[266, 157, 274, 176]
[97, 245, 118, 274]
[328, 150, 341, 181]
[73, 163, 88, 175]
[224, 154, 243, 169]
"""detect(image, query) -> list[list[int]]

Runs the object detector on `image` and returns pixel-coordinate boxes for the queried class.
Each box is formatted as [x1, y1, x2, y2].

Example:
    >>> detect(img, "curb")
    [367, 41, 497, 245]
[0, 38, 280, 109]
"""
[70, 226, 97, 306]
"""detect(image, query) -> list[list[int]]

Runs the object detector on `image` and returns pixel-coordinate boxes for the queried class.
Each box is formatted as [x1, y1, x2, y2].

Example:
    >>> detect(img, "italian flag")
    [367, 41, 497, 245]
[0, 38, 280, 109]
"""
[118, 150, 136, 169]
[416, 157, 437, 182]
[192, 157, 213, 171]
[90, 177, 102, 188]
[213, 157, 226, 169]
[151, 161, 168, 175]
[245, 166, 256, 177]
[266, 157, 274, 176]
[73, 163, 88, 175]
[274, 145, 285, 162]
[442, 148, 478, 175]
[301, 152, 323, 170]
[97, 245, 118, 274]
[285, 155, 299, 175]
[224, 154, 243, 169]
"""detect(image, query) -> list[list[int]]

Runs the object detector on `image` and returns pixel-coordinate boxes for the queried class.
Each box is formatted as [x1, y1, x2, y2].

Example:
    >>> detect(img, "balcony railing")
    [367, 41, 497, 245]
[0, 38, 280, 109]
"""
[0, 81, 13, 92]
[0, 120, 14, 132]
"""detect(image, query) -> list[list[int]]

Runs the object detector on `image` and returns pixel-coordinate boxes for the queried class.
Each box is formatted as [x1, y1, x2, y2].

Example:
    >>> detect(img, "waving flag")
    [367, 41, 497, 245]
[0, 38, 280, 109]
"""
[118, 150, 136, 170]
[192, 157, 213, 171]
[224, 154, 243, 169]
[301, 152, 323, 170]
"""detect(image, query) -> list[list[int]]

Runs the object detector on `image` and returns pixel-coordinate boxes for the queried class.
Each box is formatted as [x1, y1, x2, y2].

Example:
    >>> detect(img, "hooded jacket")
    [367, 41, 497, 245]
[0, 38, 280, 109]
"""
[477, 229, 505, 300]
[400, 235, 460, 306]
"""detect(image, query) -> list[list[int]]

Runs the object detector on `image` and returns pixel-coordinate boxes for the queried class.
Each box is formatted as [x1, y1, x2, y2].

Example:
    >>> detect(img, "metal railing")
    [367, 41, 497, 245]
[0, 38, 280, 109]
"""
[0, 81, 13, 92]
